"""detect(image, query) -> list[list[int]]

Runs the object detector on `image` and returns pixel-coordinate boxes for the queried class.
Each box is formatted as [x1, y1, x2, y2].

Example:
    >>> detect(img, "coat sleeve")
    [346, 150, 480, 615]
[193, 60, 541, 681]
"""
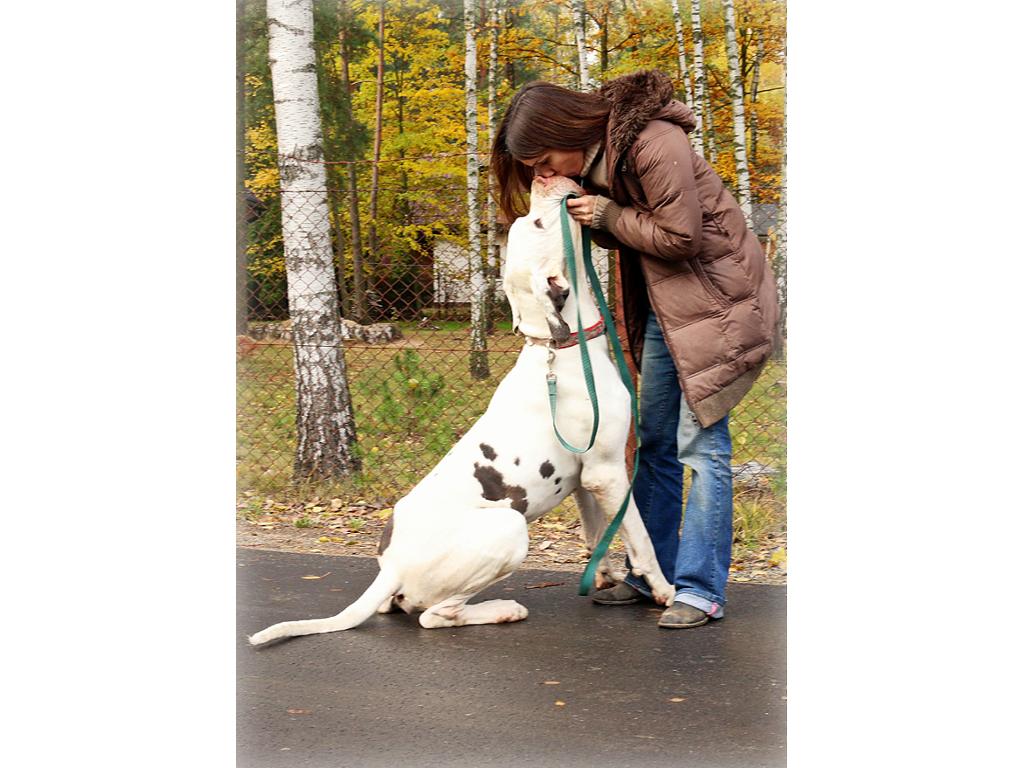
[604, 127, 702, 261]
[588, 226, 623, 251]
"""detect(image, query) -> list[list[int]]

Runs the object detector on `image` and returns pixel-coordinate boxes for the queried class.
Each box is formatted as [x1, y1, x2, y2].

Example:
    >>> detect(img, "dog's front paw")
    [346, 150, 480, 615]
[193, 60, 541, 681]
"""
[595, 568, 619, 590]
[652, 583, 675, 606]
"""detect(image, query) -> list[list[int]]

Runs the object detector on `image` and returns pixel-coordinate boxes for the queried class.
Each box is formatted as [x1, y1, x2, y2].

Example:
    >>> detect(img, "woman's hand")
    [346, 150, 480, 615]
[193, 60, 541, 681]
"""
[565, 195, 598, 226]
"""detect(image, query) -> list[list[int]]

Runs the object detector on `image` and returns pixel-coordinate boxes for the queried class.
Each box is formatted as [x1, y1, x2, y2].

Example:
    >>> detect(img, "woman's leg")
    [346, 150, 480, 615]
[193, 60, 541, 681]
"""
[623, 311, 684, 595]
[673, 404, 734, 618]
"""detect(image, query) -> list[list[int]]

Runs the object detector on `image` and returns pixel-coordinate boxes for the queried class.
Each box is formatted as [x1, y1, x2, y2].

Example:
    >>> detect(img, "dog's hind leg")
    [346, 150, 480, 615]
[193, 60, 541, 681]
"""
[377, 597, 400, 614]
[419, 596, 529, 628]
[573, 487, 625, 588]
[412, 505, 530, 629]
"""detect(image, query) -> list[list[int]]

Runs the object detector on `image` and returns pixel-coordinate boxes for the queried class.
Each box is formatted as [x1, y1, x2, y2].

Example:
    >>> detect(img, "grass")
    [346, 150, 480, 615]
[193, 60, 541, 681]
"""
[732, 488, 785, 553]
[236, 326, 787, 533]
[237, 326, 523, 502]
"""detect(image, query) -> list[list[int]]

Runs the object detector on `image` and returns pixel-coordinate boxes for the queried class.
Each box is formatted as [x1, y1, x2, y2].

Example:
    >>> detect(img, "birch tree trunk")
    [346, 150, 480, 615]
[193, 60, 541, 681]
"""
[266, 0, 360, 480]
[486, 0, 503, 332]
[338, 0, 367, 322]
[722, 0, 752, 225]
[703, 85, 716, 162]
[367, 0, 386, 317]
[774, 41, 787, 349]
[504, 3, 516, 89]
[549, 4, 562, 81]
[750, 28, 762, 164]
[670, 0, 693, 106]
[571, 0, 590, 91]
[689, 0, 707, 157]
[599, 1, 609, 79]
[465, 0, 489, 379]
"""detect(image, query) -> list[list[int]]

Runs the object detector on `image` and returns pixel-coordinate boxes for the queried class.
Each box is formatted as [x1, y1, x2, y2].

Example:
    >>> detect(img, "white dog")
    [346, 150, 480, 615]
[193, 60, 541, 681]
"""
[249, 175, 673, 645]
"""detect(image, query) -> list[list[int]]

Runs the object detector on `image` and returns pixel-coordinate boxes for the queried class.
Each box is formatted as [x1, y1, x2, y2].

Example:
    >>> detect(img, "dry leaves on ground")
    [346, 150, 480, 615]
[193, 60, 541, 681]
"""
[236, 494, 786, 586]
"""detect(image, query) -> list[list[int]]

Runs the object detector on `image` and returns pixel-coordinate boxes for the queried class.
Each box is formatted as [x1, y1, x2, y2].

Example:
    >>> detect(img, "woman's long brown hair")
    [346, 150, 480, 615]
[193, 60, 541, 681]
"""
[491, 81, 611, 222]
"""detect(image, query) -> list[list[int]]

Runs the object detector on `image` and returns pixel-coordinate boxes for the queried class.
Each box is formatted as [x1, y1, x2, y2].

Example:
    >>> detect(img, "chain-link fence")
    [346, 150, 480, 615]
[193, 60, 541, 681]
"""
[237, 180, 786, 513]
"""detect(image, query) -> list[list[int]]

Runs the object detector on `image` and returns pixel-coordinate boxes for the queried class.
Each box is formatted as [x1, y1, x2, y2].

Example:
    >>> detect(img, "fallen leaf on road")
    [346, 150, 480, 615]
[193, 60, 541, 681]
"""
[554, 701, 566, 707]
[286, 709, 311, 715]
[301, 572, 331, 580]
[669, 697, 686, 703]
[525, 581, 565, 590]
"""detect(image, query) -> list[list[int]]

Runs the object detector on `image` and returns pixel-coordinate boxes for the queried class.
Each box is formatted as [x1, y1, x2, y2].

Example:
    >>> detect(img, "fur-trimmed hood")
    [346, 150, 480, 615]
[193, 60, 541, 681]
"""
[597, 69, 696, 154]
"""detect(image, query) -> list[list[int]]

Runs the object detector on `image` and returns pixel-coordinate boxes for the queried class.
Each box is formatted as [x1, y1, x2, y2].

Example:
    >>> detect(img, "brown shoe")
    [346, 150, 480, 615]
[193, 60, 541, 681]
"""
[591, 581, 642, 605]
[657, 602, 709, 629]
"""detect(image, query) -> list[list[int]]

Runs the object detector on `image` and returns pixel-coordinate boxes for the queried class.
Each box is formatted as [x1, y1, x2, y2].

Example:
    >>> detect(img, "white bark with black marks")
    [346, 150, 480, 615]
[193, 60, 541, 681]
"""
[267, 0, 360, 480]
[571, 0, 590, 91]
[723, 0, 752, 225]
[465, 0, 489, 378]
[670, 0, 693, 106]
[487, 0, 503, 327]
[775, 40, 787, 344]
[749, 28, 762, 163]
[689, 0, 707, 158]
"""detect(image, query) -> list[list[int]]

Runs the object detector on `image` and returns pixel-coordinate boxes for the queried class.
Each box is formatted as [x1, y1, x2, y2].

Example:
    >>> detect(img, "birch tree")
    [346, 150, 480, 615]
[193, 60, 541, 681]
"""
[669, 0, 693, 106]
[486, 0, 503, 332]
[465, 0, 489, 379]
[367, 0, 386, 315]
[702, 84, 716, 162]
[774, 40, 787, 347]
[571, 0, 590, 91]
[749, 27, 762, 164]
[689, 0, 707, 157]
[722, 0, 752, 225]
[266, 0, 360, 480]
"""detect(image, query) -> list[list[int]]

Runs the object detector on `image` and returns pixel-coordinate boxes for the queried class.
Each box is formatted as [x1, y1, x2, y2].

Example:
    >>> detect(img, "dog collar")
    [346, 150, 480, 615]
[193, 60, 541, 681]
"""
[524, 319, 606, 350]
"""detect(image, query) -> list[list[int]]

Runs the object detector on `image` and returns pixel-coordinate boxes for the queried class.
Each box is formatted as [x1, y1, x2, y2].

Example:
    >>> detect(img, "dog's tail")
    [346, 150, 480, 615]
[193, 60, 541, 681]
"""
[248, 566, 401, 646]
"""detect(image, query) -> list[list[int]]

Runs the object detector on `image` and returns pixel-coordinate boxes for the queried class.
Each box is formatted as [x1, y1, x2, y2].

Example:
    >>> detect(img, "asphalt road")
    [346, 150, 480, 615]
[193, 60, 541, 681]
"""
[238, 549, 786, 768]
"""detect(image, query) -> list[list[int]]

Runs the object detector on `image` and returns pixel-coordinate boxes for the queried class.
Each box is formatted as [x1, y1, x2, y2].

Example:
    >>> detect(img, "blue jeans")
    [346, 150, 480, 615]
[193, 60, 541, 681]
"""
[624, 311, 733, 618]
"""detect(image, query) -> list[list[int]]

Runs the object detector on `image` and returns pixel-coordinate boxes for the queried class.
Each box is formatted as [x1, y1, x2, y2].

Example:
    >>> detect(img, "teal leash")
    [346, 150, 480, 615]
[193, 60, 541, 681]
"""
[546, 195, 642, 596]
[545, 197, 601, 454]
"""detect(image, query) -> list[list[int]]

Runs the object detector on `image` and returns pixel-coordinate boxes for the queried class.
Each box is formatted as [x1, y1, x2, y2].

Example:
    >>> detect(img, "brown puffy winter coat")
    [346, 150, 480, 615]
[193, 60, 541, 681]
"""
[587, 70, 779, 428]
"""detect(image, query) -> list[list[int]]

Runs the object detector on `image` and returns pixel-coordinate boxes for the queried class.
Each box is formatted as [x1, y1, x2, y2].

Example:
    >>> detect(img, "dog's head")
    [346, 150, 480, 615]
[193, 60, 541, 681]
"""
[503, 175, 585, 342]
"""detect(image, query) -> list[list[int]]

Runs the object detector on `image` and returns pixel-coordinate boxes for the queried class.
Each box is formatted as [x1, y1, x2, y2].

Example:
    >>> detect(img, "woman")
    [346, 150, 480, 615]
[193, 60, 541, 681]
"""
[492, 70, 779, 629]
